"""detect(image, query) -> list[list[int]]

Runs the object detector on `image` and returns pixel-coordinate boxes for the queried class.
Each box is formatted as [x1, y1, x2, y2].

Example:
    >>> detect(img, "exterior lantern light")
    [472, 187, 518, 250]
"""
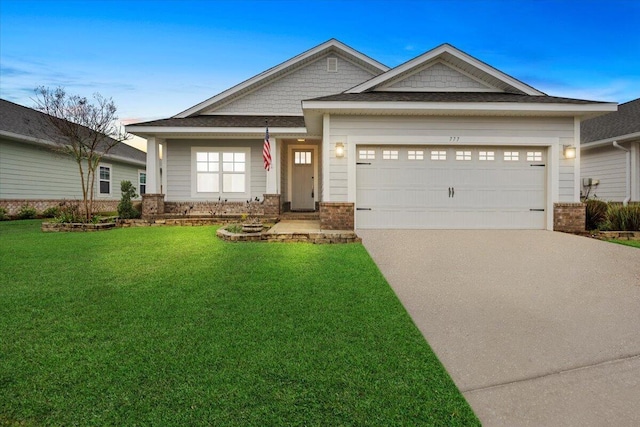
[563, 145, 576, 159]
[335, 142, 345, 158]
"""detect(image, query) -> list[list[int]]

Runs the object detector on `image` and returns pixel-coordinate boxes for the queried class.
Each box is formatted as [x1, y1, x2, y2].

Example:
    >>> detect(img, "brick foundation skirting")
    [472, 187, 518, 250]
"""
[145, 194, 282, 220]
[0, 199, 120, 216]
[554, 203, 586, 232]
[320, 202, 355, 230]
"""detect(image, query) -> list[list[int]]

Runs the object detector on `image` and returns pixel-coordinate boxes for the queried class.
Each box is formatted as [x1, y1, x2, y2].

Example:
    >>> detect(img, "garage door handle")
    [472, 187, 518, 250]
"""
[452, 187, 455, 197]
[448, 187, 451, 198]
[530, 208, 545, 212]
[356, 208, 372, 211]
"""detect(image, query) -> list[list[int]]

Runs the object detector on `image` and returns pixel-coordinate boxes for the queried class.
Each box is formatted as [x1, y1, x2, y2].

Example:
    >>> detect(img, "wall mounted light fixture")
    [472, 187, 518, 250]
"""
[563, 145, 576, 159]
[335, 142, 345, 158]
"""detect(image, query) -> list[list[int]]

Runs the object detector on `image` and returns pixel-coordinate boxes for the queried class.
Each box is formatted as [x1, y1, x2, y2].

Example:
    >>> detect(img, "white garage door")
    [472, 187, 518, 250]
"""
[356, 146, 546, 229]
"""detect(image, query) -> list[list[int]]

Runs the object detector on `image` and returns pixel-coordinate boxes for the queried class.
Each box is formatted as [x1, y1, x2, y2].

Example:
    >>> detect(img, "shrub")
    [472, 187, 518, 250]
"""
[603, 204, 640, 231]
[117, 180, 140, 219]
[17, 204, 37, 220]
[0, 207, 7, 221]
[585, 199, 608, 230]
[53, 201, 82, 223]
[42, 206, 60, 218]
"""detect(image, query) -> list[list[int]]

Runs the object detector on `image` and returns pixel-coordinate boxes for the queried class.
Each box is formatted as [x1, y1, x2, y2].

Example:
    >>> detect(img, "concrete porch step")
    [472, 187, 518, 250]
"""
[280, 211, 320, 220]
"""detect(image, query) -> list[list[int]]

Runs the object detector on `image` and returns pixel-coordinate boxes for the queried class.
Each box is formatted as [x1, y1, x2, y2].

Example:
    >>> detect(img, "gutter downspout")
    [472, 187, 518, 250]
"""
[613, 141, 631, 206]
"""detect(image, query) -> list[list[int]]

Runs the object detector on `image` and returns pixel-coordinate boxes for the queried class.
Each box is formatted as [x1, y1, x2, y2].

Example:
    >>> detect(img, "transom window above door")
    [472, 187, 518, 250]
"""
[294, 151, 312, 164]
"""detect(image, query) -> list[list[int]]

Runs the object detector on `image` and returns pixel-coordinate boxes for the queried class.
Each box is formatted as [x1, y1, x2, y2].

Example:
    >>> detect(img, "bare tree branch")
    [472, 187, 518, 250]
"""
[33, 86, 130, 222]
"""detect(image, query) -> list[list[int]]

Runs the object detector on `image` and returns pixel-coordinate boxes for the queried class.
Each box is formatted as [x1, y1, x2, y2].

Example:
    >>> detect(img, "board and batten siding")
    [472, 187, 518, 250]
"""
[581, 146, 628, 202]
[206, 54, 378, 116]
[327, 115, 577, 202]
[165, 139, 266, 201]
[0, 137, 141, 200]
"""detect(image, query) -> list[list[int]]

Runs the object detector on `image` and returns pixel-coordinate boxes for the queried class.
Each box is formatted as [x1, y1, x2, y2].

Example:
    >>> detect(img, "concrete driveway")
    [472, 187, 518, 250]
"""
[359, 230, 640, 426]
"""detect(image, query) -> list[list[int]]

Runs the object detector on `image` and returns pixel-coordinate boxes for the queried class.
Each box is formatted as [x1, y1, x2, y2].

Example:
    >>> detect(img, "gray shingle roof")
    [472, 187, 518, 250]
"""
[581, 98, 640, 143]
[129, 115, 306, 128]
[0, 98, 146, 163]
[306, 92, 607, 104]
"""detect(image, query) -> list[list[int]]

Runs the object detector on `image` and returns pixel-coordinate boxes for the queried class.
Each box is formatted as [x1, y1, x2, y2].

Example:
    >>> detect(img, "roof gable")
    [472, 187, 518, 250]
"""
[379, 60, 499, 92]
[176, 39, 389, 118]
[346, 43, 545, 96]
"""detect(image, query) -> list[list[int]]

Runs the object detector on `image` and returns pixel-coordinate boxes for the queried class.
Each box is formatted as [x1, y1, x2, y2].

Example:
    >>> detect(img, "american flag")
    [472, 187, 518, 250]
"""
[263, 126, 271, 171]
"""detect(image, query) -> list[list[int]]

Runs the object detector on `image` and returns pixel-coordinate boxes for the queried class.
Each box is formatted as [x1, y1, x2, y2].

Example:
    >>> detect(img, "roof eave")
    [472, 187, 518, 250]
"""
[582, 131, 640, 150]
[126, 125, 309, 138]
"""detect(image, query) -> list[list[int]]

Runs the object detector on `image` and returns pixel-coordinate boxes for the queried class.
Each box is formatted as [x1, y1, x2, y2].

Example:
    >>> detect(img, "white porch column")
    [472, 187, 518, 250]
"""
[146, 136, 162, 194]
[265, 137, 278, 194]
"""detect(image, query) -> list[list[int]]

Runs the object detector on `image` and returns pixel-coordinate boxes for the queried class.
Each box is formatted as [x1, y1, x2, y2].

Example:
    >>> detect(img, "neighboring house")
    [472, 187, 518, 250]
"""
[127, 39, 616, 230]
[581, 98, 640, 203]
[0, 99, 147, 215]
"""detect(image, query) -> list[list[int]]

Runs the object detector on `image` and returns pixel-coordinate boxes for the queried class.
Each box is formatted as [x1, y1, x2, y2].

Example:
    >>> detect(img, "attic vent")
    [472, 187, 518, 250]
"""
[327, 57, 338, 72]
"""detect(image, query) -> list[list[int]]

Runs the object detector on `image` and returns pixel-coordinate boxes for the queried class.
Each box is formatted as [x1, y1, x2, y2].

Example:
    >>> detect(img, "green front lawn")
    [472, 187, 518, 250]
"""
[0, 220, 478, 426]
[609, 239, 640, 248]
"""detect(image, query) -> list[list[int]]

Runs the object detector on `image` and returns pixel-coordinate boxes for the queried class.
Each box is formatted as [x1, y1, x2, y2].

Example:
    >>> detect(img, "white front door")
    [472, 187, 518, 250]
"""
[356, 146, 547, 229]
[292, 149, 315, 210]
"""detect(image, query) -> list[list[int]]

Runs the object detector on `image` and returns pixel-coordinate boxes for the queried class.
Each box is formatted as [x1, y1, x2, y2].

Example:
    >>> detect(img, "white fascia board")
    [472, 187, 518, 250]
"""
[581, 131, 640, 150]
[126, 126, 308, 136]
[0, 130, 145, 167]
[301, 100, 618, 115]
[346, 43, 544, 95]
[174, 39, 389, 118]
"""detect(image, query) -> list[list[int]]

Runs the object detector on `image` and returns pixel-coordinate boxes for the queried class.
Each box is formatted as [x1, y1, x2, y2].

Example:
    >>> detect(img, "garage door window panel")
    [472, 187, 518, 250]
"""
[359, 149, 375, 160]
[504, 151, 520, 161]
[431, 150, 447, 160]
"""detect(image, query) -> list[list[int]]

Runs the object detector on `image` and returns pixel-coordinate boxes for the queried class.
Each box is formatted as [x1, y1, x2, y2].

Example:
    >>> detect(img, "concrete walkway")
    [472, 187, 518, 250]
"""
[359, 230, 640, 426]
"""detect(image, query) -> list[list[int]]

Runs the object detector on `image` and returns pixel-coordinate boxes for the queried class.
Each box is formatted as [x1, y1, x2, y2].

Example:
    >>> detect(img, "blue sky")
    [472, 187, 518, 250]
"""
[2, 0, 639, 128]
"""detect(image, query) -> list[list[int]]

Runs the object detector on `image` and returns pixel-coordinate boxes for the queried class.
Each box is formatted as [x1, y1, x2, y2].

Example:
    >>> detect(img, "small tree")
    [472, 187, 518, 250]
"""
[34, 87, 128, 222]
[117, 180, 140, 219]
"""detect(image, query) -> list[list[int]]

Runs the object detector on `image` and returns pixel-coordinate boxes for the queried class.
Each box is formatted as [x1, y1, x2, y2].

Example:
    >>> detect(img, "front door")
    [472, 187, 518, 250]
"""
[292, 149, 315, 210]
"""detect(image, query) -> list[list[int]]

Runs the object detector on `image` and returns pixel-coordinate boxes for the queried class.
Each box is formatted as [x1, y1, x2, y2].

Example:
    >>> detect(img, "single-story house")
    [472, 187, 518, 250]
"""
[127, 39, 616, 230]
[581, 98, 639, 203]
[0, 98, 147, 216]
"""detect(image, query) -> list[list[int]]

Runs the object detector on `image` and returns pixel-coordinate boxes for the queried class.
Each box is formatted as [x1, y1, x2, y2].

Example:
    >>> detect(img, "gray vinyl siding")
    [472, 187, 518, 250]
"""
[0, 137, 142, 200]
[206, 53, 378, 116]
[581, 146, 628, 202]
[165, 139, 266, 201]
[329, 115, 576, 202]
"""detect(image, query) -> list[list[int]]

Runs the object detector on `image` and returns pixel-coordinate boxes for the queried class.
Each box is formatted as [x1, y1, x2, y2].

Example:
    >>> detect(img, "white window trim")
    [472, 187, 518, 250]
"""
[191, 147, 251, 199]
[138, 169, 146, 197]
[98, 163, 112, 197]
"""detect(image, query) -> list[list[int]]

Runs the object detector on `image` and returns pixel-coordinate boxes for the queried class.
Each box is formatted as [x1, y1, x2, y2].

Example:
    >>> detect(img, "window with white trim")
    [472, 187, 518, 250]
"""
[408, 150, 424, 160]
[431, 150, 447, 160]
[99, 164, 111, 196]
[504, 151, 519, 161]
[479, 151, 495, 161]
[138, 171, 146, 195]
[359, 149, 375, 160]
[194, 149, 249, 195]
[382, 150, 399, 160]
[456, 150, 471, 161]
[527, 151, 542, 161]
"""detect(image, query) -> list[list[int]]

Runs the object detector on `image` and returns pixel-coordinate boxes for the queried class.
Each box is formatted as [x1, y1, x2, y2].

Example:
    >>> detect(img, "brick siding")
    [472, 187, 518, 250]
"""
[554, 203, 586, 232]
[320, 202, 354, 230]
[0, 199, 119, 216]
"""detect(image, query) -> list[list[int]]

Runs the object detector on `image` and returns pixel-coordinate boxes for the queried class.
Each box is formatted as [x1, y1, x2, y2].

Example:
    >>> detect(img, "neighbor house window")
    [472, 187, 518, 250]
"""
[138, 171, 146, 195]
[504, 151, 519, 161]
[382, 150, 399, 160]
[99, 164, 111, 195]
[359, 149, 375, 160]
[193, 148, 249, 196]
[456, 151, 471, 161]
[408, 150, 424, 160]
[431, 150, 447, 160]
[479, 151, 495, 161]
[527, 151, 543, 162]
